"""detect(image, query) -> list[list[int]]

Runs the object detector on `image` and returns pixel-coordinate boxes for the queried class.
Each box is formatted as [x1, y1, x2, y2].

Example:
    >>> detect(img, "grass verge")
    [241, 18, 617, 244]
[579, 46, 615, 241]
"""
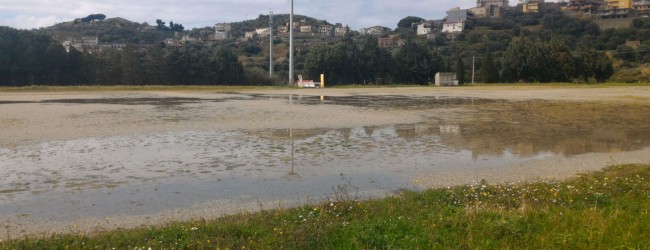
[3, 164, 650, 249]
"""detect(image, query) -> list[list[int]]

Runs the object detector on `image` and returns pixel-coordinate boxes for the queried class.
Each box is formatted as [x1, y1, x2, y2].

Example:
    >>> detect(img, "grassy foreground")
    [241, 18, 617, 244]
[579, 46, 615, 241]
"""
[4, 165, 650, 249]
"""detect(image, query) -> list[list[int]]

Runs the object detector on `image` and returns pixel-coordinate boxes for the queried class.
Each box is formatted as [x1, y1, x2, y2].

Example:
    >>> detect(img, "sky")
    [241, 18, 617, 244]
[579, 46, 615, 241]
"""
[0, 0, 557, 31]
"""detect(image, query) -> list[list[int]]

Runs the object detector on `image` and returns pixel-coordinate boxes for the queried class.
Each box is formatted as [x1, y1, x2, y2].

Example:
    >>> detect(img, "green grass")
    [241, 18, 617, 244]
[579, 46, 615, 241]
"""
[4, 164, 650, 249]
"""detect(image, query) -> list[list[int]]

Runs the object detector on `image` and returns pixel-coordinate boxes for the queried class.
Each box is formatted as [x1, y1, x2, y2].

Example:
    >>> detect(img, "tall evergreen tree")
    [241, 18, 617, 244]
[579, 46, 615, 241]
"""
[143, 45, 166, 85]
[480, 49, 499, 83]
[456, 56, 466, 85]
[121, 45, 144, 85]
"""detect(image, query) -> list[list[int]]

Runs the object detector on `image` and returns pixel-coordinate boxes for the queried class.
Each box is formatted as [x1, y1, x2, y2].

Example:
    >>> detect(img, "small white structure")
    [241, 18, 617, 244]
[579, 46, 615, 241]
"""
[335, 26, 349, 37]
[300, 25, 313, 33]
[442, 19, 465, 33]
[256, 27, 271, 37]
[417, 23, 432, 35]
[214, 23, 232, 40]
[435, 72, 458, 86]
[81, 36, 99, 48]
[296, 75, 317, 88]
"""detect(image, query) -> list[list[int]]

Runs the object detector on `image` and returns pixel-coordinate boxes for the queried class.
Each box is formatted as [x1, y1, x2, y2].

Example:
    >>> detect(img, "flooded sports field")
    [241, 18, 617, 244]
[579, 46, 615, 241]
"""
[1, 86, 650, 237]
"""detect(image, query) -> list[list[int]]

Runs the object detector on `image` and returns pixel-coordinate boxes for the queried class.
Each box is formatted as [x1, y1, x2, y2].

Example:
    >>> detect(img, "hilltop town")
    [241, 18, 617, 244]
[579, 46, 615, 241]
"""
[47, 0, 645, 53]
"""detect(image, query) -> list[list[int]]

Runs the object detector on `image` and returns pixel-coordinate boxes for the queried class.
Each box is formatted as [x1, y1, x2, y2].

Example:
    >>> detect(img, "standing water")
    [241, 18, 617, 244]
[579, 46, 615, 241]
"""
[1, 93, 650, 235]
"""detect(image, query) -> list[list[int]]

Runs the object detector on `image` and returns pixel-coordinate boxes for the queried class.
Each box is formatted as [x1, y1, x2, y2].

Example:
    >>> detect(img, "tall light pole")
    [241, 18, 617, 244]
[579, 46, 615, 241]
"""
[270, 10, 274, 77]
[289, 0, 294, 86]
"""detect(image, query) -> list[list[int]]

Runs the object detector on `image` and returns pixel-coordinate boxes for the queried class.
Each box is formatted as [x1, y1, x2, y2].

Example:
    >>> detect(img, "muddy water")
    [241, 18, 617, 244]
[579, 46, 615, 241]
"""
[1, 94, 650, 227]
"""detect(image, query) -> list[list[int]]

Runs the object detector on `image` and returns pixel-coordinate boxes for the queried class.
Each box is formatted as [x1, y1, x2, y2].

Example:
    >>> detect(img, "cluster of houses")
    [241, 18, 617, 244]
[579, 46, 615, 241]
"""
[565, 0, 650, 16]
[210, 19, 350, 42]
[356, 0, 650, 49]
[61, 36, 133, 53]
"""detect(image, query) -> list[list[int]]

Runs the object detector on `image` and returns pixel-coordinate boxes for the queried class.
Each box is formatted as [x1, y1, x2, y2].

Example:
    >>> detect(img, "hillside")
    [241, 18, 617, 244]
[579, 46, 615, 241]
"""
[7, 7, 650, 86]
[33, 13, 336, 45]
[34, 17, 174, 44]
[230, 14, 332, 37]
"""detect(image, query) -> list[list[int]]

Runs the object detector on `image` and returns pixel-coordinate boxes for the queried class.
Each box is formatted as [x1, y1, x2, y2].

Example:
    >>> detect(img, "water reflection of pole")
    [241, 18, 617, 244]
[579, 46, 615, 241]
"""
[473, 157, 478, 183]
[290, 128, 295, 175]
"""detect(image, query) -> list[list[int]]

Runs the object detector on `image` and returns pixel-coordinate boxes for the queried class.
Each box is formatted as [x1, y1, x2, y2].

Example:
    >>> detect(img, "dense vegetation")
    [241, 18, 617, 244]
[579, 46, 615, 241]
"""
[308, 9, 615, 85]
[0, 27, 255, 86]
[4, 8, 650, 86]
[5, 164, 650, 248]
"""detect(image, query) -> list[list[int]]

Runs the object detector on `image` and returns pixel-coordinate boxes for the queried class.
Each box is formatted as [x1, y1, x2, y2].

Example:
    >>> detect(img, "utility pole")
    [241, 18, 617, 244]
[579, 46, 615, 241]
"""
[289, 0, 294, 86]
[269, 10, 274, 77]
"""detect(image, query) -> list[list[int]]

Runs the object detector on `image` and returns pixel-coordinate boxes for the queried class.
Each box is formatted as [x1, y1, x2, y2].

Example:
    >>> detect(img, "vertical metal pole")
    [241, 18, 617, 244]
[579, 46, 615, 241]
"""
[289, 0, 294, 86]
[270, 11, 274, 77]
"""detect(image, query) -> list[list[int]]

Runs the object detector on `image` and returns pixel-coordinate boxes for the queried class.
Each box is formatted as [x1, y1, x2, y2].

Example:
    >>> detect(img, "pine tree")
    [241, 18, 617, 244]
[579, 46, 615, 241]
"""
[456, 56, 465, 85]
[480, 50, 499, 83]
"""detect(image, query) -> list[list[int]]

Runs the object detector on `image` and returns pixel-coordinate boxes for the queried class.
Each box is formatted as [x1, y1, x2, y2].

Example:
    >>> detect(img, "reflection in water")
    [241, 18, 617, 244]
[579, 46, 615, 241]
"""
[282, 97, 650, 159]
[285, 128, 300, 180]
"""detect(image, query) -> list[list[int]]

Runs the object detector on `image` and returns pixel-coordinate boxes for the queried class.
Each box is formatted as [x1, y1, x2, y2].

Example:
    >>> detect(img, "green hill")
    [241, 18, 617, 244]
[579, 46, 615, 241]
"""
[35, 16, 174, 44]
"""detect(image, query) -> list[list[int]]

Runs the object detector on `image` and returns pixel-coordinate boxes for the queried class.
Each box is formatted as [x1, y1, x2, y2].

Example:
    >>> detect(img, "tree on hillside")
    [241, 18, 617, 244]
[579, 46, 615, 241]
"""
[500, 38, 614, 83]
[170, 21, 185, 32]
[480, 49, 499, 83]
[456, 56, 466, 85]
[154, 19, 184, 32]
[156, 19, 168, 31]
[397, 16, 425, 29]
[80, 14, 106, 23]
[62, 47, 90, 85]
[213, 48, 245, 84]
[0, 27, 70, 85]
[547, 41, 577, 82]
[304, 43, 329, 81]
[393, 40, 438, 84]
[42, 42, 67, 84]
[143, 45, 166, 84]
[501, 38, 552, 82]
[575, 47, 614, 83]
[358, 36, 394, 84]
[304, 43, 348, 85]
[121, 45, 144, 85]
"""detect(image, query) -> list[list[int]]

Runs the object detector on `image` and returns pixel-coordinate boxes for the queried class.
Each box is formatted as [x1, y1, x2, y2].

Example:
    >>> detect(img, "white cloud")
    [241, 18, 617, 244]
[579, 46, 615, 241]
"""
[0, 15, 62, 29]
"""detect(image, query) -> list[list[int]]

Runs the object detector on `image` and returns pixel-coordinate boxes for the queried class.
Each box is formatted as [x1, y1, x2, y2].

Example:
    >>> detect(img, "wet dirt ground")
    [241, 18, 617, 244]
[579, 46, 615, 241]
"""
[1, 86, 650, 238]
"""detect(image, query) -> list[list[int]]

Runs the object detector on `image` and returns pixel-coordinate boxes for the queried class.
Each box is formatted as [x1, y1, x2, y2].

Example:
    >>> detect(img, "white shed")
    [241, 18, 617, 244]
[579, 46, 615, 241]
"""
[435, 72, 458, 86]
